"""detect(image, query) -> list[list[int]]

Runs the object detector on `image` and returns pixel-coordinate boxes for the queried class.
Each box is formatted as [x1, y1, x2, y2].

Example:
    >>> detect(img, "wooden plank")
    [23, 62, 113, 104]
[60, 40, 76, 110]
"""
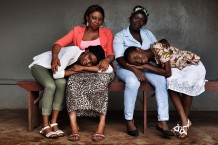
[16, 81, 43, 91]
[205, 81, 218, 91]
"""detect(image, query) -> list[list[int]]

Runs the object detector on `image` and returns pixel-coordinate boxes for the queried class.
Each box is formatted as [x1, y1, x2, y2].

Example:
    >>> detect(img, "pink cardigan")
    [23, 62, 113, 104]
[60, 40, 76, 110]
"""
[54, 26, 114, 57]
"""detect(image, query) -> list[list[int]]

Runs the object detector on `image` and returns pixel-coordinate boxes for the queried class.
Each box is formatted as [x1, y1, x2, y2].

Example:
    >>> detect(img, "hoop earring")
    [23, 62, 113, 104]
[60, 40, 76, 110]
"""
[86, 22, 89, 26]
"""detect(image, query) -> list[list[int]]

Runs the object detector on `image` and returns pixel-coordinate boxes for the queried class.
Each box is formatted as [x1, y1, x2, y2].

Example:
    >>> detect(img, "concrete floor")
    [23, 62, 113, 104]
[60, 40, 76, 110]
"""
[0, 109, 217, 145]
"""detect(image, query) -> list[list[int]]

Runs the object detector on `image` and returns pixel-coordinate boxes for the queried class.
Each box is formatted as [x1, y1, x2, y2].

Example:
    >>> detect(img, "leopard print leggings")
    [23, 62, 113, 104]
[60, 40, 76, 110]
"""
[66, 72, 115, 117]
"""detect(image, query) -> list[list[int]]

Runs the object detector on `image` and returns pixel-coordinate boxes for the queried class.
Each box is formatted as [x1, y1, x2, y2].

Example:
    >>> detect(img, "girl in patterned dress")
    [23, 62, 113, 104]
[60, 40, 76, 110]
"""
[123, 39, 206, 139]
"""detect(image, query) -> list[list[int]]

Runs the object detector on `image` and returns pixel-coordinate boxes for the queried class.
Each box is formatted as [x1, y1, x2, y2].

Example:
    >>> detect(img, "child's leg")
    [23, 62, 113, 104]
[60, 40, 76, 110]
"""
[169, 90, 187, 125]
[181, 94, 193, 117]
[169, 90, 192, 138]
[50, 78, 66, 136]
[31, 65, 57, 138]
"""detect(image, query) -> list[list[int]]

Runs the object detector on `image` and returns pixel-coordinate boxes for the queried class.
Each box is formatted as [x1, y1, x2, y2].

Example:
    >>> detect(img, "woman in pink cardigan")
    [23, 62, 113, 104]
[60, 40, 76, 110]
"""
[51, 5, 115, 142]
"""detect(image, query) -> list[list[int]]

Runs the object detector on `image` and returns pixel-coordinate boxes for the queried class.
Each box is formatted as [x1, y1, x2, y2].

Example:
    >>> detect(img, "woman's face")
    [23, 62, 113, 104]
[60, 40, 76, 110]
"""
[86, 11, 104, 30]
[79, 51, 98, 66]
[128, 48, 148, 65]
[130, 13, 146, 31]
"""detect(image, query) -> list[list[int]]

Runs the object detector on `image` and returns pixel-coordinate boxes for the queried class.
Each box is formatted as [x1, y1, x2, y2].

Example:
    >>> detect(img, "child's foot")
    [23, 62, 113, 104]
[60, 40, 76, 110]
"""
[50, 123, 64, 137]
[178, 119, 192, 139]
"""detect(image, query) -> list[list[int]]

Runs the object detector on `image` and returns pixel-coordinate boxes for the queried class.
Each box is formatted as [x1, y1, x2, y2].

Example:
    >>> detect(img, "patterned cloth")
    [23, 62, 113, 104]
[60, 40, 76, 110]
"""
[151, 42, 200, 70]
[66, 72, 115, 117]
[150, 41, 206, 96]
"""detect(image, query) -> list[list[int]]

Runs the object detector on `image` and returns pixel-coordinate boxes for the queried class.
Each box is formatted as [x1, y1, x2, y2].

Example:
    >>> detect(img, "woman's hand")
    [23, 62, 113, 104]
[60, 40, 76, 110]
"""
[99, 59, 109, 71]
[51, 56, 61, 73]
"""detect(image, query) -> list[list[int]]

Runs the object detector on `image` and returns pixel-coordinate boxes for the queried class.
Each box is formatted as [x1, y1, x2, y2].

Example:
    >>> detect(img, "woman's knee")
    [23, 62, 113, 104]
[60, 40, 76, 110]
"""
[151, 75, 167, 86]
[125, 77, 140, 88]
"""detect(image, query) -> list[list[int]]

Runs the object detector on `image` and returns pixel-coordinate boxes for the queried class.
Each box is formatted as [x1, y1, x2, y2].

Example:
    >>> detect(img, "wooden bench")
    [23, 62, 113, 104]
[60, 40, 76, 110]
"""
[16, 80, 154, 133]
[16, 80, 218, 133]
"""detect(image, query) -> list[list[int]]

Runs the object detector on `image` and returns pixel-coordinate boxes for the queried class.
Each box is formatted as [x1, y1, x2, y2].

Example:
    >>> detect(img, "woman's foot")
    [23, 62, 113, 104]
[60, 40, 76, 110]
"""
[69, 124, 80, 141]
[93, 121, 105, 142]
[178, 119, 192, 139]
[92, 133, 105, 142]
[156, 121, 174, 137]
[126, 119, 139, 137]
[50, 123, 64, 137]
[69, 133, 80, 141]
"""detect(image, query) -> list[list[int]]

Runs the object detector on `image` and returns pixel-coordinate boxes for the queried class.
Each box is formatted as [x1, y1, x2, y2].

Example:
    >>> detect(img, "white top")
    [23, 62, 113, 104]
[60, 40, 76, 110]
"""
[29, 46, 113, 79]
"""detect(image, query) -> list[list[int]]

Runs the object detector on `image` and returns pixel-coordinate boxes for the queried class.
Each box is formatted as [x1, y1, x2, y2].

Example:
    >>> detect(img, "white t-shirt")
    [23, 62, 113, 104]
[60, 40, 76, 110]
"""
[29, 46, 113, 79]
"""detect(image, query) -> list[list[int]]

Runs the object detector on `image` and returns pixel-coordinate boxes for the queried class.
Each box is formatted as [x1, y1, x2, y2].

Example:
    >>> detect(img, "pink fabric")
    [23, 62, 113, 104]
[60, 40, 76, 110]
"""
[54, 26, 114, 57]
[80, 38, 100, 50]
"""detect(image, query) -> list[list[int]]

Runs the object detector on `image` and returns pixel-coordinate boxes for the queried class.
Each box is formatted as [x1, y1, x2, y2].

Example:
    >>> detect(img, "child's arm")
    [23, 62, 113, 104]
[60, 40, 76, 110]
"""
[67, 64, 113, 74]
[128, 61, 172, 77]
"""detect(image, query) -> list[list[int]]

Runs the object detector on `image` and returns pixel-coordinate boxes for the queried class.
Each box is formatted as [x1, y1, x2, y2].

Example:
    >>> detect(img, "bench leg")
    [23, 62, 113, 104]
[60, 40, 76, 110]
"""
[28, 91, 40, 132]
[143, 91, 147, 135]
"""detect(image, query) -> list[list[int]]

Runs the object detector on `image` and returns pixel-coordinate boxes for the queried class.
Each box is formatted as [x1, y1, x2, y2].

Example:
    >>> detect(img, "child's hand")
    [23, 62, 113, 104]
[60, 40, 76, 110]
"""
[127, 63, 146, 69]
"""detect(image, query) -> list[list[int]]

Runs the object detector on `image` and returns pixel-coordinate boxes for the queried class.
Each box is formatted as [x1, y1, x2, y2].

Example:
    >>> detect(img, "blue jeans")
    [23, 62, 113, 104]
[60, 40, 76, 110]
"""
[116, 65, 169, 121]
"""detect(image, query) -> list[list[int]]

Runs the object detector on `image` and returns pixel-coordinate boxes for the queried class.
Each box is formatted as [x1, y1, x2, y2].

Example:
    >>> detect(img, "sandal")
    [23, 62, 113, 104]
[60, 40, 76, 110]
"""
[50, 123, 65, 137]
[92, 133, 105, 142]
[39, 126, 58, 138]
[171, 124, 181, 136]
[178, 119, 192, 139]
[68, 133, 80, 142]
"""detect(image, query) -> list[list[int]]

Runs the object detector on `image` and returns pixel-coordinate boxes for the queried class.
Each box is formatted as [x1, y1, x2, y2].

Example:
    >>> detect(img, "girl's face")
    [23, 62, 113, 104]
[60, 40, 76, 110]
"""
[79, 51, 98, 66]
[130, 13, 146, 31]
[86, 11, 104, 30]
[128, 48, 148, 65]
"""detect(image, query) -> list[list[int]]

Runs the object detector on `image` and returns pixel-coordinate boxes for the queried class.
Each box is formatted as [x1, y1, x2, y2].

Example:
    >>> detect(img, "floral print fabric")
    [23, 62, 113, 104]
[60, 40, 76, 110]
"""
[151, 42, 200, 70]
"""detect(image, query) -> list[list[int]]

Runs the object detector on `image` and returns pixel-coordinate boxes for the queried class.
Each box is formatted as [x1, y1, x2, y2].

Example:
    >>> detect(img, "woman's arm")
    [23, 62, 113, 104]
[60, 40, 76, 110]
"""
[130, 61, 172, 77]
[51, 44, 62, 72]
[99, 28, 115, 71]
[51, 29, 75, 73]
